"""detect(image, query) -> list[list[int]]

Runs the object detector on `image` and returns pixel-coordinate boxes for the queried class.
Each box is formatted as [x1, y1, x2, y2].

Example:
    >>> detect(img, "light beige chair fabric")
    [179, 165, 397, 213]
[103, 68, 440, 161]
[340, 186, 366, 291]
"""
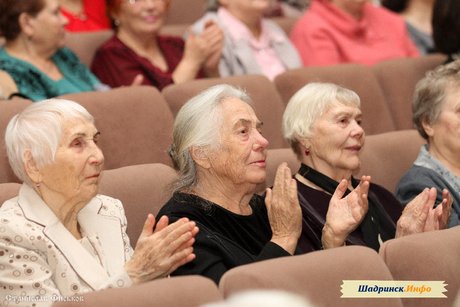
[59, 86, 175, 170]
[52, 275, 222, 307]
[356, 129, 425, 193]
[98, 163, 177, 245]
[379, 226, 460, 307]
[162, 75, 288, 148]
[372, 54, 447, 130]
[274, 64, 396, 135]
[65, 30, 114, 67]
[220, 245, 402, 307]
[0, 98, 32, 183]
[0, 182, 21, 205]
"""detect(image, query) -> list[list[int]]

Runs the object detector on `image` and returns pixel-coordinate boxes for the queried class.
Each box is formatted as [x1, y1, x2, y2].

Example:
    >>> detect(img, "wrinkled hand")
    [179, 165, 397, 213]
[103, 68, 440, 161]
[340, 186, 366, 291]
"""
[322, 176, 370, 249]
[423, 188, 452, 232]
[125, 214, 199, 284]
[265, 163, 302, 254]
[395, 187, 451, 237]
[183, 21, 223, 67]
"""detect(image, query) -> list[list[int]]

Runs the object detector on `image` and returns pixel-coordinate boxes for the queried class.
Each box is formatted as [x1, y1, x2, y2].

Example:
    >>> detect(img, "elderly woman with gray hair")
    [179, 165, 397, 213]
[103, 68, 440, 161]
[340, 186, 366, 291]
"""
[156, 84, 304, 284]
[397, 60, 460, 227]
[189, 0, 301, 80]
[0, 99, 198, 302]
[282, 82, 452, 253]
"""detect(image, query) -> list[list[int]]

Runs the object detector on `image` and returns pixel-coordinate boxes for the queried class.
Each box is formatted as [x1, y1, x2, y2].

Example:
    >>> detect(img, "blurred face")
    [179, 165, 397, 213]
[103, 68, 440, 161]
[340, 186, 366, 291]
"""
[115, 0, 169, 36]
[331, 0, 368, 19]
[306, 102, 364, 179]
[27, 0, 68, 50]
[219, 0, 273, 19]
[38, 119, 104, 204]
[206, 98, 269, 189]
[425, 85, 460, 166]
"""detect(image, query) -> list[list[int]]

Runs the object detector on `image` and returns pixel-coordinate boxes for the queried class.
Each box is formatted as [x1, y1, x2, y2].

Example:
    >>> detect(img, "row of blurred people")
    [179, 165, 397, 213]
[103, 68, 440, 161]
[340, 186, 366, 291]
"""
[0, 0, 443, 101]
[1, 62, 457, 297]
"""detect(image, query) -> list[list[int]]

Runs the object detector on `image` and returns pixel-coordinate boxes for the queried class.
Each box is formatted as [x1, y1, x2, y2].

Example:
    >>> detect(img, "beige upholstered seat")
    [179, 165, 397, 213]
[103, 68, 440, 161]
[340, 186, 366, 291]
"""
[357, 129, 425, 193]
[274, 64, 396, 135]
[59, 86, 175, 170]
[0, 98, 32, 183]
[162, 75, 288, 148]
[65, 30, 114, 67]
[52, 275, 222, 307]
[379, 226, 460, 307]
[372, 54, 446, 130]
[220, 245, 402, 307]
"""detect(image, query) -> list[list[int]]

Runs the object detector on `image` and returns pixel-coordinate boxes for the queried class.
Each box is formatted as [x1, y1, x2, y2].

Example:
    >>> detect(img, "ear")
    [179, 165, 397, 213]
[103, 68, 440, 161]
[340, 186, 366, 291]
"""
[18, 12, 36, 38]
[23, 150, 42, 184]
[190, 146, 211, 169]
[421, 118, 434, 137]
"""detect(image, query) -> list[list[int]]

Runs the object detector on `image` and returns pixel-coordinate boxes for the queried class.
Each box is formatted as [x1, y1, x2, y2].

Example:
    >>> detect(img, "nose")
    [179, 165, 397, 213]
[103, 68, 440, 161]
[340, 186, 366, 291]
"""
[89, 143, 105, 166]
[253, 130, 269, 151]
[60, 11, 69, 26]
[351, 120, 365, 139]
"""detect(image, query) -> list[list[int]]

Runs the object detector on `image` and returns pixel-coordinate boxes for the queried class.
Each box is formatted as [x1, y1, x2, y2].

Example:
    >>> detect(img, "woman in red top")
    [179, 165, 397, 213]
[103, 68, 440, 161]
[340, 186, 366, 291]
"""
[59, 0, 110, 32]
[91, 0, 223, 90]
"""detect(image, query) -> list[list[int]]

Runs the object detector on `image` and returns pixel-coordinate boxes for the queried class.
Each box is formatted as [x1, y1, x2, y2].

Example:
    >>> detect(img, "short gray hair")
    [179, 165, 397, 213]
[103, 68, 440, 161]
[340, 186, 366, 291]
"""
[5, 99, 94, 186]
[169, 84, 251, 192]
[413, 60, 460, 140]
[282, 82, 360, 158]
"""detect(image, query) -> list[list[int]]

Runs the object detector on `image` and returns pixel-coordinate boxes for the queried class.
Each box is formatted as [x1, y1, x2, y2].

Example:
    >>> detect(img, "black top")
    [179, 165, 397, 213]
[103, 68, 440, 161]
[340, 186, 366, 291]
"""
[157, 192, 291, 284]
[296, 176, 403, 253]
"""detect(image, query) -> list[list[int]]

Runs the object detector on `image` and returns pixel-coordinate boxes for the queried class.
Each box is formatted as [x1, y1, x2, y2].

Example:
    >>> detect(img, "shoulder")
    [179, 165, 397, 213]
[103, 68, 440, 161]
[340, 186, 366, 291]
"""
[366, 4, 406, 25]
[192, 12, 219, 32]
[96, 35, 129, 54]
[399, 165, 443, 186]
[158, 193, 209, 220]
[93, 195, 126, 219]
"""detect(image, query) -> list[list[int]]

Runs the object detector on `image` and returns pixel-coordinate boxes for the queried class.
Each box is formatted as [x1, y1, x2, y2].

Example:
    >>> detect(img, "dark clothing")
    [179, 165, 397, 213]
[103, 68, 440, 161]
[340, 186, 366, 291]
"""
[397, 165, 460, 227]
[91, 35, 197, 90]
[296, 177, 403, 253]
[157, 192, 291, 284]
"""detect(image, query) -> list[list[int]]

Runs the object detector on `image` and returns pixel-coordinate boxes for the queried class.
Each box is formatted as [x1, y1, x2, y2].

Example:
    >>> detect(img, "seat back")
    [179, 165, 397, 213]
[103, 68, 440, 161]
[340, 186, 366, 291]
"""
[274, 64, 396, 135]
[0, 99, 32, 183]
[356, 130, 425, 193]
[52, 275, 222, 307]
[98, 163, 177, 245]
[0, 182, 21, 205]
[65, 30, 114, 67]
[59, 86, 174, 170]
[166, 0, 206, 25]
[162, 75, 288, 148]
[372, 54, 447, 130]
[220, 245, 402, 307]
[379, 226, 460, 307]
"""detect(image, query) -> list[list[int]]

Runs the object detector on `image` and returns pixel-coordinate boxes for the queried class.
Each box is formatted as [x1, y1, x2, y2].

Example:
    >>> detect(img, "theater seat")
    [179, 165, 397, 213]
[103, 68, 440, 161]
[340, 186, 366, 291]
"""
[162, 75, 288, 148]
[98, 163, 177, 245]
[59, 86, 175, 170]
[52, 275, 222, 307]
[220, 245, 402, 307]
[379, 226, 460, 307]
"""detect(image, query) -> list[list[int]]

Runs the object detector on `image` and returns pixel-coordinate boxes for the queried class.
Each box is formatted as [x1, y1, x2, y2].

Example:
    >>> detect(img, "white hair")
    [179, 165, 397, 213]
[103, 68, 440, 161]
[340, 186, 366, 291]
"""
[169, 84, 251, 192]
[5, 99, 93, 186]
[282, 82, 361, 158]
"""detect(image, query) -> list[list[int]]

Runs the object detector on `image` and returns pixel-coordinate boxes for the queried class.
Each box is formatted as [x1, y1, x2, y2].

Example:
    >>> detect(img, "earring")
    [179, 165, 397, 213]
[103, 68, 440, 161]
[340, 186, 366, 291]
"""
[35, 182, 41, 188]
[305, 147, 311, 156]
[114, 19, 120, 26]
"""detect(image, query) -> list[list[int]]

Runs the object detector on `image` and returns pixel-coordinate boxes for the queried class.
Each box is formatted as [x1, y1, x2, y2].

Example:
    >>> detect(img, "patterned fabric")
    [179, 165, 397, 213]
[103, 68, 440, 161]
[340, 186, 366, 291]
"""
[91, 35, 194, 90]
[0, 184, 133, 306]
[0, 48, 102, 102]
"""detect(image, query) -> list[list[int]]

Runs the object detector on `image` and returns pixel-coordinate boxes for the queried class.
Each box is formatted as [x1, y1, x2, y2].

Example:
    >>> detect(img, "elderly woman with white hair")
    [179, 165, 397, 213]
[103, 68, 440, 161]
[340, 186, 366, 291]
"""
[0, 99, 198, 301]
[282, 82, 452, 253]
[189, 0, 302, 80]
[156, 84, 305, 284]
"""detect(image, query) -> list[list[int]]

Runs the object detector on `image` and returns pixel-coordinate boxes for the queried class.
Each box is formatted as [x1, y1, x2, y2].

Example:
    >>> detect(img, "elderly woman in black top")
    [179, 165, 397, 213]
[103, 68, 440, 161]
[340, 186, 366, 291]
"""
[282, 82, 452, 253]
[157, 84, 303, 284]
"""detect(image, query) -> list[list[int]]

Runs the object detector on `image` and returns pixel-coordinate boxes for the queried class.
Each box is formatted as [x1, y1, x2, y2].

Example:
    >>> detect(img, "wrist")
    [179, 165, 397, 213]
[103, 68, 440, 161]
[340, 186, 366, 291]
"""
[271, 235, 298, 255]
[321, 223, 347, 249]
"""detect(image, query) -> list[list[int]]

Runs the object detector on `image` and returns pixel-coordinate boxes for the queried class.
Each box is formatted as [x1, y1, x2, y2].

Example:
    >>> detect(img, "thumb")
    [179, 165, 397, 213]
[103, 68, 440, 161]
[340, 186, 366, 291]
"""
[131, 74, 144, 86]
[264, 187, 273, 208]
